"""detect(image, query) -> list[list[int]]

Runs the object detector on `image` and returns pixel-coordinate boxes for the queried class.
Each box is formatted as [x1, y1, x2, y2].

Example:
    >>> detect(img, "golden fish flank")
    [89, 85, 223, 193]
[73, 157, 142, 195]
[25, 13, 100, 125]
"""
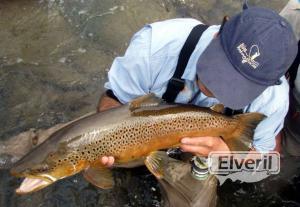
[66, 110, 231, 163]
[10, 93, 265, 194]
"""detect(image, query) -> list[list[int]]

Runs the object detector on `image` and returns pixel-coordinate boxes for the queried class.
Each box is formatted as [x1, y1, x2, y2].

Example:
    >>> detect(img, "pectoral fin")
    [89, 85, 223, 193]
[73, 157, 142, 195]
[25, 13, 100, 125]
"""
[144, 151, 168, 179]
[83, 166, 114, 189]
[129, 93, 164, 111]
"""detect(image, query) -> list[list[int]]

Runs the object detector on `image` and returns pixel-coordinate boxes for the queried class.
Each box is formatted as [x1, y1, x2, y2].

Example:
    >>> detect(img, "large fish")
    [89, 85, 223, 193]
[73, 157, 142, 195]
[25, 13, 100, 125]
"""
[10, 94, 265, 194]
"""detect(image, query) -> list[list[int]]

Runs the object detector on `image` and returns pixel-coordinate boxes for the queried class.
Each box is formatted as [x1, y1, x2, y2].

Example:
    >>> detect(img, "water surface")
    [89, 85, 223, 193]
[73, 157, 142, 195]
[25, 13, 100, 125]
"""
[1, 1, 297, 207]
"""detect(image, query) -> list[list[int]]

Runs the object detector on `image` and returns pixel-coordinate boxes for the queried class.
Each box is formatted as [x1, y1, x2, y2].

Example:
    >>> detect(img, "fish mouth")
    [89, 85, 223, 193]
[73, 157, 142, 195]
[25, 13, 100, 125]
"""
[15, 176, 55, 194]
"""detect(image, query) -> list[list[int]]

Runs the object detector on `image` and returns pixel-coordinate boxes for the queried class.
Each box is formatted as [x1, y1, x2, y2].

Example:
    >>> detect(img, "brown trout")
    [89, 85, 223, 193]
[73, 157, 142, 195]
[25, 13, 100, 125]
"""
[10, 94, 265, 194]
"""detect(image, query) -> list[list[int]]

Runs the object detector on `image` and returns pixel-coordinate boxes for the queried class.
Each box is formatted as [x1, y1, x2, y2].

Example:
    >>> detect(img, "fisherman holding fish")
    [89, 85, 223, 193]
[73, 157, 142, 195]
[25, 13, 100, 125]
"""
[98, 6, 297, 164]
[8, 1, 300, 207]
[95, 3, 298, 206]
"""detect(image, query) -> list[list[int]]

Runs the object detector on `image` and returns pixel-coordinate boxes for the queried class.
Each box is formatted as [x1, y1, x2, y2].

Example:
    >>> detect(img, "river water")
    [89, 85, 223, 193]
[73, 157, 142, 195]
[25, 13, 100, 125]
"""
[1, 0, 298, 206]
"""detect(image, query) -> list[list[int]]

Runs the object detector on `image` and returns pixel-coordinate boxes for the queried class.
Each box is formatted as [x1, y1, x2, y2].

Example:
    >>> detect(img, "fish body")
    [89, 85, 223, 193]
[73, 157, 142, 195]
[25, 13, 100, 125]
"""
[11, 94, 265, 194]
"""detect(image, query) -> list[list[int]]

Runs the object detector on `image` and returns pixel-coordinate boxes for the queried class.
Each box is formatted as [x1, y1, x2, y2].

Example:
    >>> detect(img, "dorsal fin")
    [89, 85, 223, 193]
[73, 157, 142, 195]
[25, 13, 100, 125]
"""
[129, 93, 165, 111]
[210, 104, 225, 114]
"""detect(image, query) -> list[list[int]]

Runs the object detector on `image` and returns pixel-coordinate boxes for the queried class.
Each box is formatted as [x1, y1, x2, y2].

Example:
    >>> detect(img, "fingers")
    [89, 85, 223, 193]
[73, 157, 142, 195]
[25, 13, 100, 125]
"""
[180, 136, 229, 156]
[180, 144, 210, 156]
[181, 137, 210, 145]
[101, 156, 115, 167]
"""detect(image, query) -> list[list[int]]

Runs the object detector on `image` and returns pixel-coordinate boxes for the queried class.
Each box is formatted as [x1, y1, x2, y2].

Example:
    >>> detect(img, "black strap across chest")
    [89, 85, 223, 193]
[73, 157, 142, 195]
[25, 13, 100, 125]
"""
[162, 24, 209, 103]
[161, 24, 244, 115]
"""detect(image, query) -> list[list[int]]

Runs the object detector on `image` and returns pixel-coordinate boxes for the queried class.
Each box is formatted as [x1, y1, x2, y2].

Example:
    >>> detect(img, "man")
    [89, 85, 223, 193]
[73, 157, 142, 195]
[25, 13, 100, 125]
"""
[98, 6, 297, 167]
[96, 6, 297, 207]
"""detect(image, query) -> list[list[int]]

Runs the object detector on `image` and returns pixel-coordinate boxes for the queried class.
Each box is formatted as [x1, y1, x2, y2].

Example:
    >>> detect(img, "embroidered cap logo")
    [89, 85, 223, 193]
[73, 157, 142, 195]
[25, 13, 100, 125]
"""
[237, 43, 260, 69]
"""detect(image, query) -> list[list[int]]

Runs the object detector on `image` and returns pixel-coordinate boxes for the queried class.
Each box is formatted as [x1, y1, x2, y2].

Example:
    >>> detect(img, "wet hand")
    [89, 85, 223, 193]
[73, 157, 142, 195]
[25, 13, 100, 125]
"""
[180, 136, 230, 156]
[100, 156, 115, 167]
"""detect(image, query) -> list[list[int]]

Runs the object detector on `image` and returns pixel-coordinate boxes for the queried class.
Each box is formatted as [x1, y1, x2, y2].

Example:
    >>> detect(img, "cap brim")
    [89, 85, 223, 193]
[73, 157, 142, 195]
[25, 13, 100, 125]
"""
[197, 37, 267, 110]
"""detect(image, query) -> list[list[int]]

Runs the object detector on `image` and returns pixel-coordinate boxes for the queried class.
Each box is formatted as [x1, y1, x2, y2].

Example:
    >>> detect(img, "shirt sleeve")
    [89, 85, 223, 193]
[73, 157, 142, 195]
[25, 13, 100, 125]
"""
[249, 79, 290, 152]
[104, 26, 152, 104]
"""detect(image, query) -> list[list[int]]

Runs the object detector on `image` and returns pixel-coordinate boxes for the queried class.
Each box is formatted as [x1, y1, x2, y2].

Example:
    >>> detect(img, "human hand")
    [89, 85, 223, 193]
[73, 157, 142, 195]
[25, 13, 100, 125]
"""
[180, 136, 230, 156]
[100, 156, 115, 167]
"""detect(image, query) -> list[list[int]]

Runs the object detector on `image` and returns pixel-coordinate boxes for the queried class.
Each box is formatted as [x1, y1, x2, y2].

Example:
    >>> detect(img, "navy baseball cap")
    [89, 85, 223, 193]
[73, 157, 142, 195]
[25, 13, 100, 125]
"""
[197, 7, 298, 109]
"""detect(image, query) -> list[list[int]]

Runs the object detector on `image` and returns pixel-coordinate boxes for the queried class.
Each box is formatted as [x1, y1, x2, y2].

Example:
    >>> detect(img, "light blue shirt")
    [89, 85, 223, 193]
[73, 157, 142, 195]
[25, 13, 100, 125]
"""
[105, 18, 290, 152]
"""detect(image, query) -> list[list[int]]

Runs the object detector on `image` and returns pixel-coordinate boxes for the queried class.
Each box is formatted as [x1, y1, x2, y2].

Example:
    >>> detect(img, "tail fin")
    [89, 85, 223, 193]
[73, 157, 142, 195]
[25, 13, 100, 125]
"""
[223, 113, 266, 151]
